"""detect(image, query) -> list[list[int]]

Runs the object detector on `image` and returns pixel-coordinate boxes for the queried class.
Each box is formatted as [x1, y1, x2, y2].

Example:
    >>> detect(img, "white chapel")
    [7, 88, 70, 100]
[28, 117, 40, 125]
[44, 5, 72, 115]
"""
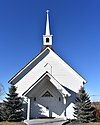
[8, 11, 86, 120]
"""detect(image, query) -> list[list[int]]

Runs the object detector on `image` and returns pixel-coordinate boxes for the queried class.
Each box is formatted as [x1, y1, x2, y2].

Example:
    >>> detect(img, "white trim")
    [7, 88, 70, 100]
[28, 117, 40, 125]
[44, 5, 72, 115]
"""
[39, 88, 55, 98]
[9, 47, 86, 84]
[50, 49, 86, 83]
[64, 97, 67, 120]
[9, 48, 50, 83]
[23, 72, 70, 97]
[27, 98, 30, 120]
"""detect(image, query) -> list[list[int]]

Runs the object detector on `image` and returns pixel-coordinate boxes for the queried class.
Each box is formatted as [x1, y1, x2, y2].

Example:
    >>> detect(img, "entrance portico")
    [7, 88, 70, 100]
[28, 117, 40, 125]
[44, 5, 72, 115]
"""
[23, 72, 70, 120]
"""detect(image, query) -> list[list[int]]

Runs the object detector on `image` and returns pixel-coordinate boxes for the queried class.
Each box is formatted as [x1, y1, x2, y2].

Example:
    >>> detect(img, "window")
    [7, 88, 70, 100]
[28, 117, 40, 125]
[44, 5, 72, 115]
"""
[46, 38, 49, 43]
[34, 97, 36, 101]
[59, 97, 61, 101]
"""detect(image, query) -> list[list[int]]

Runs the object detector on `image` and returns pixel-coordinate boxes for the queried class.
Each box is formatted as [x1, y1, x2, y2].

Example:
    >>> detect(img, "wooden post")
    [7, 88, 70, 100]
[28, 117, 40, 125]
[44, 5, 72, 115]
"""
[64, 94, 68, 120]
[27, 98, 30, 120]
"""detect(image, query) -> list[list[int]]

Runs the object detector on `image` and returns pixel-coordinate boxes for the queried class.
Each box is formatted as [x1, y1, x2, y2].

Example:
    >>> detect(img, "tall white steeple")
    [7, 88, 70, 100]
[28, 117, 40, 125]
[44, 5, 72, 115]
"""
[46, 10, 50, 35]
[43, 10, 53, 48]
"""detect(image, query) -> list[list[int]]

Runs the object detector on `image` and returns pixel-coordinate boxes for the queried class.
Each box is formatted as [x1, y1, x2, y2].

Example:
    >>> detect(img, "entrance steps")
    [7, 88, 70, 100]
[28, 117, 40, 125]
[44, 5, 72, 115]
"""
[24, 118, 66, 125]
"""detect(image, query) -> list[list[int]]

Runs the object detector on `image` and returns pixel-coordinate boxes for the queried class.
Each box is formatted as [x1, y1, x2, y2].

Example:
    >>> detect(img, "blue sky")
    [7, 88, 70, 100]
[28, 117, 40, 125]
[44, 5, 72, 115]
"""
[0, 0, 100, 101]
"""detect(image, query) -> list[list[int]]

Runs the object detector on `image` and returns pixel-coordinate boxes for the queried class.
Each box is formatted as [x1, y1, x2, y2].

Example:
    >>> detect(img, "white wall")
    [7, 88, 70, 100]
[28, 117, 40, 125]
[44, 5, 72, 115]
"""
[15, 49, 83, 96]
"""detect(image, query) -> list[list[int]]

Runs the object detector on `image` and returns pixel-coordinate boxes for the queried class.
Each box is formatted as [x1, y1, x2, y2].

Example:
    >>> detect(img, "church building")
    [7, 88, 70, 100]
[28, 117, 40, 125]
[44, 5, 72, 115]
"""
[8, 11, 86, 120]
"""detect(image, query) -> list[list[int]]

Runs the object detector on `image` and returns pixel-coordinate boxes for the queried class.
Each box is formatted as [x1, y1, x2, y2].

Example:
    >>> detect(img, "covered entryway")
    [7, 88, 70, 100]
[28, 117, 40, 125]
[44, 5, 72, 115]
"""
[23, 72, 70, 120]
[30, 82, 65, 118]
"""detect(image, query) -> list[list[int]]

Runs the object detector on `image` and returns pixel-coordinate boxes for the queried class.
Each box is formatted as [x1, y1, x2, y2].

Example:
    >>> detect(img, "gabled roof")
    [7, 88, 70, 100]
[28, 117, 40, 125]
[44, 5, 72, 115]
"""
[9, 47, 86, 84]
[8, 47, 50, 84]
[23, 71, 70, 97]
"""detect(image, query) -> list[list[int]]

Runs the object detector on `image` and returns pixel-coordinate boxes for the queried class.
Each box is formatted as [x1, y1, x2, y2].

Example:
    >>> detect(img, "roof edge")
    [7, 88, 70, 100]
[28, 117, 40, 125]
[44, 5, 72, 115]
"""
[23, 71, 70, 97]
[8, 47, 51, 84]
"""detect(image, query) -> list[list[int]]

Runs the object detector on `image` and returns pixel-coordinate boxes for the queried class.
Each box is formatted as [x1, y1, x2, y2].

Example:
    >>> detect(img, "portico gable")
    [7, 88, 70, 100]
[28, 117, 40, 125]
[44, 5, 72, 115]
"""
[23, 71, 70, 97]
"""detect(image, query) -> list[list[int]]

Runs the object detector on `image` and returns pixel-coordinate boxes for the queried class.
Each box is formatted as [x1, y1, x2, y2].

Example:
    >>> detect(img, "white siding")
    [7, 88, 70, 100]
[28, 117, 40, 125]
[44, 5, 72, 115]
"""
[15, 50, 83, 96]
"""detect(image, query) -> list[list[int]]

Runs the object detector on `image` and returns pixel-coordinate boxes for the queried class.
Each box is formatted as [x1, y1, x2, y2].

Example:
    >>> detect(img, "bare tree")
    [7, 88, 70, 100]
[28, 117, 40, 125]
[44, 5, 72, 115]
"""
[0, 83, 5, 121]
[0, 83, 5, 99]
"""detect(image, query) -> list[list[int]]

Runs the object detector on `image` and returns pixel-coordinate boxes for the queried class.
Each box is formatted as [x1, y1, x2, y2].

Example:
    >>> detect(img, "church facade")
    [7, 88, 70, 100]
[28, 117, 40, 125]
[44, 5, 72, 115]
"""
[8, 11, 86, 120]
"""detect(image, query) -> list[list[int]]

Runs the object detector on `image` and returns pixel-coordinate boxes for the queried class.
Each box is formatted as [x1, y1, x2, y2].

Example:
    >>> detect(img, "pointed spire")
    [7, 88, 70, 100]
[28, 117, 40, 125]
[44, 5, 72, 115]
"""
[46, 10, 50, 35]
[43, 10, 53, 49]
